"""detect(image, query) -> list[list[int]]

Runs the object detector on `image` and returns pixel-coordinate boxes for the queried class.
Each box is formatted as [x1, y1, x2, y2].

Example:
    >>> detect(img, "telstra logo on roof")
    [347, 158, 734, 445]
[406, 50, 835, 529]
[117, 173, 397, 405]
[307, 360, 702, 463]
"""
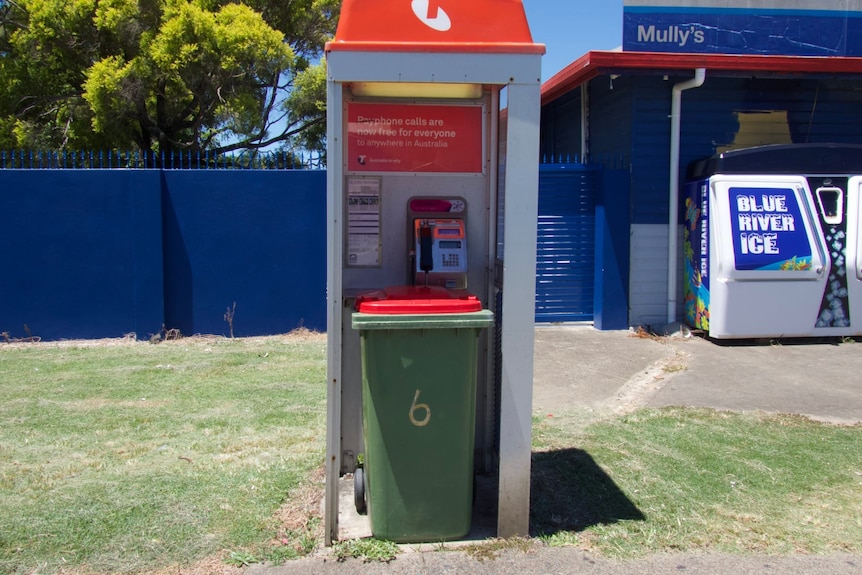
[411, 0, 451, 32]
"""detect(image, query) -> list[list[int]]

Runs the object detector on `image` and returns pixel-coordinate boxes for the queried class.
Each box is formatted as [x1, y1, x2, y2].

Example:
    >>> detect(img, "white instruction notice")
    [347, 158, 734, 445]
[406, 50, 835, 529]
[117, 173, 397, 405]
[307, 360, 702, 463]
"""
[346, 177, 381, 267]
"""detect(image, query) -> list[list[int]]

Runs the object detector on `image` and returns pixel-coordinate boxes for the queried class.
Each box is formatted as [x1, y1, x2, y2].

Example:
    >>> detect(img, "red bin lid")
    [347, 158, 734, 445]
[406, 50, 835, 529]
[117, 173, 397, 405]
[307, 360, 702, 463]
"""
[355, 285, 483, 314]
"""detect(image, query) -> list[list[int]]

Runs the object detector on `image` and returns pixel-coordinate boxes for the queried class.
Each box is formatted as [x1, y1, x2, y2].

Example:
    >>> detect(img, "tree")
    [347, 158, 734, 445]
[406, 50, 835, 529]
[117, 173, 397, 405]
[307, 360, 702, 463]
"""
[0, 0, 337, 155]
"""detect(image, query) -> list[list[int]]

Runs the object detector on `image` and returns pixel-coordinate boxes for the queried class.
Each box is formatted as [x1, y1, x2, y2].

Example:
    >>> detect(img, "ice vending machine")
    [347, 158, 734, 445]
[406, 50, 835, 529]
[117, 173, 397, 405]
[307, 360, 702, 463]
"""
[683, 143, 862, 339]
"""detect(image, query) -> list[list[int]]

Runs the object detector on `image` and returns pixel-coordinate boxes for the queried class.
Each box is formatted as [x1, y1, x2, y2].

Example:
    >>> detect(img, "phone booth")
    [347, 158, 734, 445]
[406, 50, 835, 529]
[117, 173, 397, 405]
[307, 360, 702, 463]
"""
[324, 0, 544, 543]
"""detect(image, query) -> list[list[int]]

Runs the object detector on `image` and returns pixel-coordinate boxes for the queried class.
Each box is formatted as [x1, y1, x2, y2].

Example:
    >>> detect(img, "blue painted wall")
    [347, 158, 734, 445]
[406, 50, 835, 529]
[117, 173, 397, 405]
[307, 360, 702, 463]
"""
[627, 75, 862, 226]
[589, 76, 635, 171]
[161, 170, 326, 337]
[1, 170, 164, 340]
[0, 169, 326, 341]
[593, 169, 631, 330]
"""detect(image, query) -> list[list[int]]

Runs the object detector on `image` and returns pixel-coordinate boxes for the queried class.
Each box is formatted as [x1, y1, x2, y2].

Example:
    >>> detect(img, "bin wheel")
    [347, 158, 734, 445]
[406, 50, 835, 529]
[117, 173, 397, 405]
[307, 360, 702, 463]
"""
[354, 467, 366, 514]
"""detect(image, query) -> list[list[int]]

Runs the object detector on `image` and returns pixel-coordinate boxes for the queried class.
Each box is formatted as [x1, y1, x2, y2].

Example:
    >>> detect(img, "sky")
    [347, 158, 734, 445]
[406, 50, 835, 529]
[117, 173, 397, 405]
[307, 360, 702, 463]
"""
[522, 1, 624, 82]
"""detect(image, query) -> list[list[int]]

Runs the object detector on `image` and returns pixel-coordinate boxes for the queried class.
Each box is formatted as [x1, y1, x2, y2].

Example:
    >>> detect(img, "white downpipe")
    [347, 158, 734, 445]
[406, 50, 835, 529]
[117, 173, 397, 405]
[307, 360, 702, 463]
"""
[668, 68, 706, 324]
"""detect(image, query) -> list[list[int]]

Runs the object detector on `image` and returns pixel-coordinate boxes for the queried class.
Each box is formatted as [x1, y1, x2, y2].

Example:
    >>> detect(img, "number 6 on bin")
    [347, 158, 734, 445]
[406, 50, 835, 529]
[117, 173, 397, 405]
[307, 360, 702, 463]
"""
[408, 389, 431, 427]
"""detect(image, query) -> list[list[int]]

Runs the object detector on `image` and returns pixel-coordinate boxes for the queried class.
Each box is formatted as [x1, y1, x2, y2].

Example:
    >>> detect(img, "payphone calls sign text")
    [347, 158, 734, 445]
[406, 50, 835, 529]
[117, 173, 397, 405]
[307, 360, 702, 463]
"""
[729, 187, 813, 271]
[347, 103, 483, 173]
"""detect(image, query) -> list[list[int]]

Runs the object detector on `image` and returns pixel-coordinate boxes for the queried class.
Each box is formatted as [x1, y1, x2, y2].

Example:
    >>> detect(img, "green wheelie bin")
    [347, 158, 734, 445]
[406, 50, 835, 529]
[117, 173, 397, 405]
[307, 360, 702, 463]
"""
[352, 285, 494, 543]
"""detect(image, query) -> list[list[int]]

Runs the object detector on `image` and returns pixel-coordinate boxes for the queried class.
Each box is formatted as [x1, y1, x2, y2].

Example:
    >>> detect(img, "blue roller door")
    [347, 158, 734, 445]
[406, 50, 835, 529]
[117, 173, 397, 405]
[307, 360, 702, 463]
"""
[535, 164, 600, 322]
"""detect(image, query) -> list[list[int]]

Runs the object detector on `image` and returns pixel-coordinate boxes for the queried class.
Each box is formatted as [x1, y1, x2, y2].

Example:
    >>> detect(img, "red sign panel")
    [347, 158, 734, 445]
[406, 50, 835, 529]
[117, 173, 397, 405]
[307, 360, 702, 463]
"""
[347, 103, 483, 173]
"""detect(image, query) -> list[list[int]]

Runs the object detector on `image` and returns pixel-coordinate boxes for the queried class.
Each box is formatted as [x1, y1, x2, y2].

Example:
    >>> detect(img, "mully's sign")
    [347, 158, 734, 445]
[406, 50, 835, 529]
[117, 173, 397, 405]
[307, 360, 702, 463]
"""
[624, 0, 862, 56]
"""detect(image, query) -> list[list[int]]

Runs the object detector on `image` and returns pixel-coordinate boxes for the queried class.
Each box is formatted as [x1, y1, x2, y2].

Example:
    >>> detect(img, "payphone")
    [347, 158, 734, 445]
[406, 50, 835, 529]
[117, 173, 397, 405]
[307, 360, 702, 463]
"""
[413, 218, 468, 287]
[408, 197, 469, 289]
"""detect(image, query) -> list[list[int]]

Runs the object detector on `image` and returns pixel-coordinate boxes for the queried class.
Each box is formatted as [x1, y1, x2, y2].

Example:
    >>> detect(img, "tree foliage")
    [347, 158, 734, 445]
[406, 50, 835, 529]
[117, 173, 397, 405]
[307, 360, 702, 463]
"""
[0, 0, 337, 154]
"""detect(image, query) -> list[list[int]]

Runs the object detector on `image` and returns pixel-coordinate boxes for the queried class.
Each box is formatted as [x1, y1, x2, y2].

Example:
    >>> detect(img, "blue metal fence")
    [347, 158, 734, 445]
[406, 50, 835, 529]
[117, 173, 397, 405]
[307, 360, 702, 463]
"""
[535, 159, 631, 328]
[535, 162, 600, 323]
[0, 149, 324, 170]
[541, 153, 628, 170]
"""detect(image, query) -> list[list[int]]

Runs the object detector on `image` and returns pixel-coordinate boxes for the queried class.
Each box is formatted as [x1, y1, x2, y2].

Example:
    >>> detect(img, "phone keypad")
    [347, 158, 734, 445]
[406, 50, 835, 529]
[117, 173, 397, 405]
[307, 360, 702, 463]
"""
[442, 253, 461, 268]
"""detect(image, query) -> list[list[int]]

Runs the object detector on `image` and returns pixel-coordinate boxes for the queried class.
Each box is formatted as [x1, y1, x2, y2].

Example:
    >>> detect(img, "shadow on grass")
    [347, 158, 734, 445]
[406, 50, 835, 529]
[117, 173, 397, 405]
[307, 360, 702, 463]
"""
[530, 448, 645, 536]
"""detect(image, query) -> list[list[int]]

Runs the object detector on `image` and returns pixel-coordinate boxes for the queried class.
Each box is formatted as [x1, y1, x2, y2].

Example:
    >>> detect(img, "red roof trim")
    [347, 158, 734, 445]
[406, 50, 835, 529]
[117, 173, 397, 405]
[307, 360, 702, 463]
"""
[326, 41, 546, 55]
[542, 51, 862, 105]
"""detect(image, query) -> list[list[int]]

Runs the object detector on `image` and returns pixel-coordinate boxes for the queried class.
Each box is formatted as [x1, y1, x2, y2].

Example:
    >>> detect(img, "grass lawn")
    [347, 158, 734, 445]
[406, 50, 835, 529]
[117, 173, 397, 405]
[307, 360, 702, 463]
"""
[532, 408, 862, 557]
[1, 333, 860, 573]
[0, 333, 327, 574]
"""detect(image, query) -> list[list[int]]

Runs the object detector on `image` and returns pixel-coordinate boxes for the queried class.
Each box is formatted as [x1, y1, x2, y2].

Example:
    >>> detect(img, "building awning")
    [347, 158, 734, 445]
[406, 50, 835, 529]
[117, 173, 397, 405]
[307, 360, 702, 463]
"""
[542, 51, 862, 105]
[326, 0, 545, 55]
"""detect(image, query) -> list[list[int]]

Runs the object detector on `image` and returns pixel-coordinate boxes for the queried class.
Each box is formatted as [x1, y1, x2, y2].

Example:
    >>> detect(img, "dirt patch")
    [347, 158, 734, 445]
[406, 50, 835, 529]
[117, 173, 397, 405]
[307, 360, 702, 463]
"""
[272, 464, 326, 539]
[142, 554, 236, 575]
[0, 330, 325, 350]
[604, 348, 691, 415]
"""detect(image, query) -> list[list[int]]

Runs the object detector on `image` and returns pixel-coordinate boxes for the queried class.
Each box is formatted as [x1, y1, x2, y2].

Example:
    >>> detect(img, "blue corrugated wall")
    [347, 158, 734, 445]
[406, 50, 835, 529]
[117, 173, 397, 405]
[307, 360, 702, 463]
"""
[627, 75, 862, 226]
[0, 169, 326, 341]
[540, 89, 582, 163]
[544, 75, 862, 228]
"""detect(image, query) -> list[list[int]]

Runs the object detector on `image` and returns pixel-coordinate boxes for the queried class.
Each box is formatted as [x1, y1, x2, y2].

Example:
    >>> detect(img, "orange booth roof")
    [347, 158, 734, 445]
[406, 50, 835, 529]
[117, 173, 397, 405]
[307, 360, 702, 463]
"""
[326, 0, 545, 54]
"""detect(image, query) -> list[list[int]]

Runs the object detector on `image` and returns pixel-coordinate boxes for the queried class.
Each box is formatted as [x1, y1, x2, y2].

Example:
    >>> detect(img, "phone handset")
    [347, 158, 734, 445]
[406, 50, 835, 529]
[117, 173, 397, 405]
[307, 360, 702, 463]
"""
[418, 221, 434, 285]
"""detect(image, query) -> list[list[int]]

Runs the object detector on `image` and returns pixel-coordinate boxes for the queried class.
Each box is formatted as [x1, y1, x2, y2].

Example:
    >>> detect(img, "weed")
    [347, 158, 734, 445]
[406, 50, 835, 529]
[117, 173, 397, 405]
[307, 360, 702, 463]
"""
[662, 351, 688, 373]
[630, 325, 664, 342]
[226, 551, 259, 567]
[1, 325, 41, 342]
[331, 538, 399, 563]
[224, 302, 237, 338]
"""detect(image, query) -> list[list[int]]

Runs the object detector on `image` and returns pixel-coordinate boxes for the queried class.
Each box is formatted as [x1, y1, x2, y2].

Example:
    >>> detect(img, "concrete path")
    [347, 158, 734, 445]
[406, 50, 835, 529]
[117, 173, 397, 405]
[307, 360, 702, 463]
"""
[533, 326, 862, 425]
[247, 547, 862, 575]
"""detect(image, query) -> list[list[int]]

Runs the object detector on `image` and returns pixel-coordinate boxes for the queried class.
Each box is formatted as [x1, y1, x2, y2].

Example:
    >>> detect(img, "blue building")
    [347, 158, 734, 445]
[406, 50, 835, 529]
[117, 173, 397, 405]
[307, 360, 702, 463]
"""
[537, 2, 862, 331]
